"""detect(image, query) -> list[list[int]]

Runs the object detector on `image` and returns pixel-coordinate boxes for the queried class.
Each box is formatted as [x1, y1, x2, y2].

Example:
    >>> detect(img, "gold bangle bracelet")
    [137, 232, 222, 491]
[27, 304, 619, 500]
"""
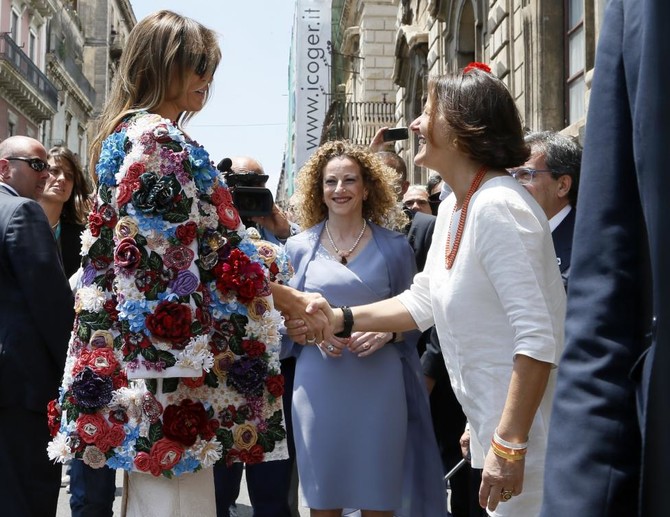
[490, 443, 526, 461]
[490, 439, 527, 456]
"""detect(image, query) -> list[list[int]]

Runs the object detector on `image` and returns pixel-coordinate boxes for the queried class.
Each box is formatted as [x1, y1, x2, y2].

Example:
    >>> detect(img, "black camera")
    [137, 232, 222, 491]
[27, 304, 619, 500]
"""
[216, 158, 274, 217]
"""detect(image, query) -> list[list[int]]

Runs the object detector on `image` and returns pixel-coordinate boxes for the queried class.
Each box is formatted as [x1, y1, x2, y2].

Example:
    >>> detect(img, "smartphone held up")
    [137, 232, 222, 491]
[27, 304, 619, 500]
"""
[382, 127, 409, 142]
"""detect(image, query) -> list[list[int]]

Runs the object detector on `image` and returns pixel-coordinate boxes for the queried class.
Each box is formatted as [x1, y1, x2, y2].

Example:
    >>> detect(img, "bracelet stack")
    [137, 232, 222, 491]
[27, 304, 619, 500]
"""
[490, 428, 527, 461]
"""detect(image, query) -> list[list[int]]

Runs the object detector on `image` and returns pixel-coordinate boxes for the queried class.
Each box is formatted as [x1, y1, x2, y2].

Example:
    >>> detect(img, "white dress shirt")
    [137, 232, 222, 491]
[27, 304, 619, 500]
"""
[548, 204, 572, 232]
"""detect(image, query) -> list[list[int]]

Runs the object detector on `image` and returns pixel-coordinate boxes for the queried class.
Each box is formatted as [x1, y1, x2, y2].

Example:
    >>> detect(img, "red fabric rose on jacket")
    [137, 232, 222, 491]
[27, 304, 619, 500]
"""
[213, 249, 266, 304]
[76, 348, 119, 377]
[145, 300, 192, 344]
[88, 212, 104, 237]
[47, 400, 61, 437]
[217, 203, 241, 230]
[103, 299, 119, 321]
[211, 185, 241, 229]
[164, 245, 195, 270]
[116, 182, 134, 206]
[181, 373, 206, 388]
[150, 438, 184, 471]
[126, 162, 146, 182]
[210, 185, 233, 206]
[176, 221, 198, 245]
[76, 413, 109, 445]
[117, 163, 144, 206]
[242, 339, 266, 358]
[266, 374, 284, 398]
[134, 451, 158, 476]
[98, 204, 118, 228]
[162, 399, 209, 446]
[114, 238, 142, 271]
[97, 423, 125, 452]
[239, 443, 265, 464]
[112, 369, 128, 390]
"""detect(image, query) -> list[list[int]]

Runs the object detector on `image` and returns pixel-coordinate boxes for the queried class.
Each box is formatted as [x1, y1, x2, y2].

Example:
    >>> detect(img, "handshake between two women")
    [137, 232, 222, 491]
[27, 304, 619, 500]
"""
[269, 282, 413, 359]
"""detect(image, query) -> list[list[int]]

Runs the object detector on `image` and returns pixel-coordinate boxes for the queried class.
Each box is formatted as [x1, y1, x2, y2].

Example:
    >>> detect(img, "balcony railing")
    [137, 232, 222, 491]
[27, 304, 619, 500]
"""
[0, 33, 58, 110]
[322, 99, 396, 146]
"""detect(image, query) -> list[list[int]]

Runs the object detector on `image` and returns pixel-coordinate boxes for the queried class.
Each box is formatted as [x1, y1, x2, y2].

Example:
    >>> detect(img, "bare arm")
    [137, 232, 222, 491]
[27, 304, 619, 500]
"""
[307, 296, 418, 334]
[369, 127, 389, 152]
[479, 355, 552, 512]
[497, 355, 552, 442]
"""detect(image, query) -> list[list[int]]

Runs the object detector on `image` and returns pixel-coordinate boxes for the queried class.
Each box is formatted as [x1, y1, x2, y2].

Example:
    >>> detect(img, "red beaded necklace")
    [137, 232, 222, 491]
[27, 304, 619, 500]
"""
[445, 165, 488, 269]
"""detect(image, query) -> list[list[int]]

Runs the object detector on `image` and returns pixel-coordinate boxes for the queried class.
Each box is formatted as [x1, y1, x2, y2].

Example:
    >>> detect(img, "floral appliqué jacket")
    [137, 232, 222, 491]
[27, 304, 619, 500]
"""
[47, 112, 292, 477]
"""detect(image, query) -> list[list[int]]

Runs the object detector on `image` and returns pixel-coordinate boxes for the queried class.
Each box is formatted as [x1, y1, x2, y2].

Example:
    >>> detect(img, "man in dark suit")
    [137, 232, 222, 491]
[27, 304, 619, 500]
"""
[406, 210, 435, 271]
[511, 131, 582, 288]
[0, 136, 75, 515]
[541, 1, 668, 514]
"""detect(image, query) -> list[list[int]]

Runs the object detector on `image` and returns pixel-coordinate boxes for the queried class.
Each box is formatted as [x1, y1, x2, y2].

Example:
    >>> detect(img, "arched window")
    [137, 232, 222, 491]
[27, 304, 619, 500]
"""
[406, 45, 428, 184]
[456, 1, 476, 69]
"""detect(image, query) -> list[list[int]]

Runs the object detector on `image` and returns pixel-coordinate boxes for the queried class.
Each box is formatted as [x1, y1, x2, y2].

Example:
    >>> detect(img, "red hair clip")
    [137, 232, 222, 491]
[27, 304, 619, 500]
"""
[463, 62, 491, 74]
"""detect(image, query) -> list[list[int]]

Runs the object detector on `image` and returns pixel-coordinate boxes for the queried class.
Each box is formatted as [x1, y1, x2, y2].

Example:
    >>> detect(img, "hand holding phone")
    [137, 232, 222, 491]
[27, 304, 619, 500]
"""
[382, 127, 409, 142]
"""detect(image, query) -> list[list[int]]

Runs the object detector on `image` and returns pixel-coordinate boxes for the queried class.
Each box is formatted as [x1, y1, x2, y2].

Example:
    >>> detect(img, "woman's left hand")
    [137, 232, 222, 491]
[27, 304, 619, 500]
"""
[479, 448, 525, 512]
[348, 331, 392, 357]
[319, 335, 348, 358]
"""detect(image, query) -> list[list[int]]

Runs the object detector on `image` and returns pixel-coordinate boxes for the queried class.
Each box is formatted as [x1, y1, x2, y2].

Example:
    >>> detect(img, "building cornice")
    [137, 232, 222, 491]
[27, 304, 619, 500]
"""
[46, 55, 94, 116]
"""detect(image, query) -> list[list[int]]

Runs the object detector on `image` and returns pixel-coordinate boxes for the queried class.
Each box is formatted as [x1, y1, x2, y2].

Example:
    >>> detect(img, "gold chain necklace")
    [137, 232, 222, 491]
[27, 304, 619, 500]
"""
[325, 219, 367, 265]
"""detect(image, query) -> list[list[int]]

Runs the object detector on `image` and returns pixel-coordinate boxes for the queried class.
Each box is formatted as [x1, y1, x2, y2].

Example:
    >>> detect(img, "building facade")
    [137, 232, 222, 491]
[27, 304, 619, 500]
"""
[79, 0, 134, 149]
[44, 1, 95, 158]
[0, 0, 58, 142]
[323, 0, 610, 185]
[0, 0, 134, 171]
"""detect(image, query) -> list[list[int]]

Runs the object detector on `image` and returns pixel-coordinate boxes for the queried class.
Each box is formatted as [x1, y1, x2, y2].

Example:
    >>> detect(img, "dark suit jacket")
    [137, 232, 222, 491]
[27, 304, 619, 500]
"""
[406, 211, 436, 272]
[551, 207, 575, 289]
[542, 0, 667, 514]
[59, 221, 85, 279]
[0, 185, 74, 412]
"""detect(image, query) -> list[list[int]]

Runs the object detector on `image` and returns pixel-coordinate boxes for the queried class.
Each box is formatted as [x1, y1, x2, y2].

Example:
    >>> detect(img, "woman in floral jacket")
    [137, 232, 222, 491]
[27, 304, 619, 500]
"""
[47, 11, 291, 515]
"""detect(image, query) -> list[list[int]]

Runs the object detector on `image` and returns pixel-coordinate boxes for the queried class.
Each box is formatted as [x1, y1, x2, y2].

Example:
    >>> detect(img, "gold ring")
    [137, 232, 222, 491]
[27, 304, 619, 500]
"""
[363, 343, 370, 350]
[501, 489, 513, 501]
[306, 337, 317, 345]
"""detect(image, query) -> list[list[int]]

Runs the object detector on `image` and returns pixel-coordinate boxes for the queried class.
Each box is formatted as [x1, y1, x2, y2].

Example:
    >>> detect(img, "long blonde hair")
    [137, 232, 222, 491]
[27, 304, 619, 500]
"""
[88, 10, 221, 182]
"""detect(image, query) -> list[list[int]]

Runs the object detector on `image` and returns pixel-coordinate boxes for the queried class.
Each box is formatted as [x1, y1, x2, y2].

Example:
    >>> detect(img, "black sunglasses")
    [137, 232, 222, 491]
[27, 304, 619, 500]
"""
[195, 54, 209, 76]
[6, 157, 51, 172]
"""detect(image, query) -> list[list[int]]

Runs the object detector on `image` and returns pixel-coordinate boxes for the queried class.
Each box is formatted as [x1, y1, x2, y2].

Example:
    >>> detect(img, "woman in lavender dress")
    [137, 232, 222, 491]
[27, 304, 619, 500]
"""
[284, 141, 447, 517]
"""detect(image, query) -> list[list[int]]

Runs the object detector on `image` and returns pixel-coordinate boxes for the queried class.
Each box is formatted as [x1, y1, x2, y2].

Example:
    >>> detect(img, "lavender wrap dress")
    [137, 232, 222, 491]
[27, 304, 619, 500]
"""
[285, 221, 448, 516]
